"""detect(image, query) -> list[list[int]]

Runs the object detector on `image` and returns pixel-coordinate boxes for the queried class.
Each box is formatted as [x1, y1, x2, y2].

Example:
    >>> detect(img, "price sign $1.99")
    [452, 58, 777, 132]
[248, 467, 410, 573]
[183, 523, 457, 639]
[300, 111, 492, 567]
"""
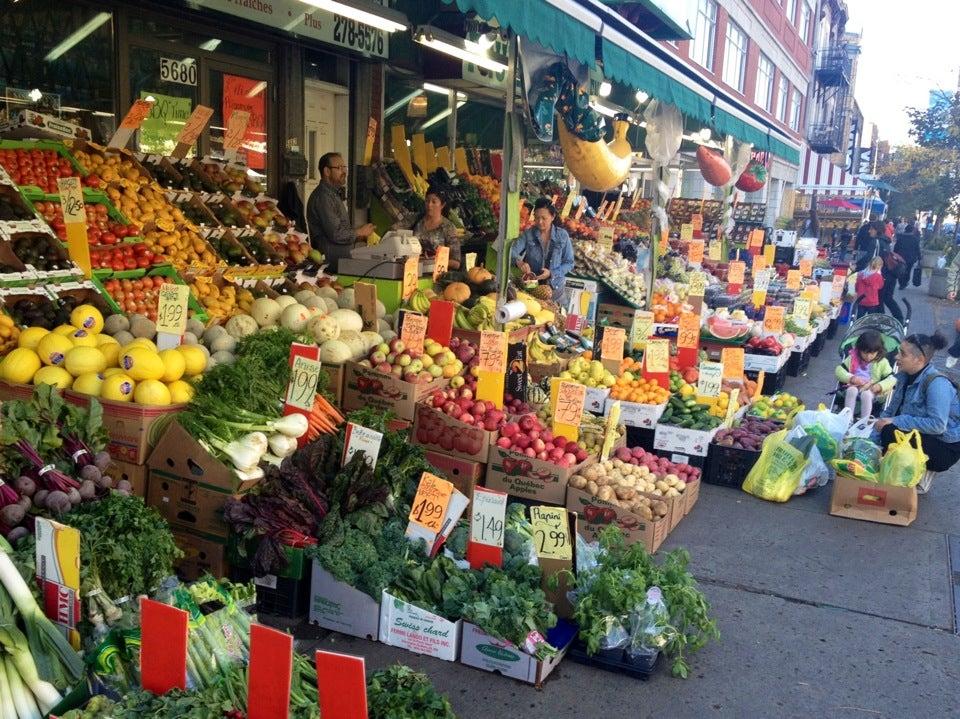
[285, 355, 321, 412]
[529, 506, 571, 560]
[155, 284, 190, 336]
[408, 472, 453, 533]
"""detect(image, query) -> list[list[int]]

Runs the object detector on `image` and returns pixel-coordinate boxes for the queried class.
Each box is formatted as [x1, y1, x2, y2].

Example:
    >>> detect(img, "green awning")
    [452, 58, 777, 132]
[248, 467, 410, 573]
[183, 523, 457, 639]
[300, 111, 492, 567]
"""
[597, 1, 693, 41]
[441, 0, 597, 67]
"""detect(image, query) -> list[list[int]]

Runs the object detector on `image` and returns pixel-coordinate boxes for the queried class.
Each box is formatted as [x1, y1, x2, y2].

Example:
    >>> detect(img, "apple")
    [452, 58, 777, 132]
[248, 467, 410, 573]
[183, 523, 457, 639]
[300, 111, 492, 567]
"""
[460, 412, 475, 425]
[428, 364, 443, 378]
[390, 365, 404, 376]
[420, 354, 433, 368]
[376, 342, 390, 355]
[497, 437, 512, 448]
[409, 359, 423, 373]
[389, 338, 405, 353]
[370, 350, 387, 365]
[358, 359, 372, 367]
[397, 354, 412, 368]
[450, 375, 465, 389]
[376, 362, 392, 373]
[386, 352, 397, 364]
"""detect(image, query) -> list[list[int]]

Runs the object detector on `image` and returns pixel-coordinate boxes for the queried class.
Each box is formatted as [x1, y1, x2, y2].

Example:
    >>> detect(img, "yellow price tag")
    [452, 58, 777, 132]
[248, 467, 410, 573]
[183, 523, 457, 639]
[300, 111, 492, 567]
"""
[598, 226, 615, 252]
[688, 271, 707, 297]
[688, 240, 705, 264]
[400, 313, 428, 355]
[680, 224, 694, 241]
[708, 240, 722, 261]
[529, 506, 571, 561]
[155, 284, 190, 336]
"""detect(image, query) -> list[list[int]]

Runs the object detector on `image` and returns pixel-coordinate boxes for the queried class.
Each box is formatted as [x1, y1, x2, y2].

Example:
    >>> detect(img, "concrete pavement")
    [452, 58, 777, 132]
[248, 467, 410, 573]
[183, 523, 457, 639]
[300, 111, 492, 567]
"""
[285, 279, 960, 719]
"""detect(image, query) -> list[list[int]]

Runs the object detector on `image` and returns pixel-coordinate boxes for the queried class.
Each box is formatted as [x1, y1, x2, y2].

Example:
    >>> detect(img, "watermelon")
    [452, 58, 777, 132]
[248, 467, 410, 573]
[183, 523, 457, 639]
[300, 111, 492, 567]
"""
[705, 316, 750, 340]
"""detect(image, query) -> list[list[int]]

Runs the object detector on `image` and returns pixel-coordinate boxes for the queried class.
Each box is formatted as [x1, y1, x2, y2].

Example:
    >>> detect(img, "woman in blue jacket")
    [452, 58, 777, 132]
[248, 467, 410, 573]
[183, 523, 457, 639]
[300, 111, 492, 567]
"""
[875, 332, 960, 476]
[511, 198, 574, 300]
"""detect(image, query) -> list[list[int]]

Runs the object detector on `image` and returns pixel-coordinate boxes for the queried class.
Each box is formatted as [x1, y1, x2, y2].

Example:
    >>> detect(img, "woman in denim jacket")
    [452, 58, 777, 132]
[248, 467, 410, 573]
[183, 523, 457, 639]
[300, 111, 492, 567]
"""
[511, 198, 574, 301]
[875, 332, 960, 474]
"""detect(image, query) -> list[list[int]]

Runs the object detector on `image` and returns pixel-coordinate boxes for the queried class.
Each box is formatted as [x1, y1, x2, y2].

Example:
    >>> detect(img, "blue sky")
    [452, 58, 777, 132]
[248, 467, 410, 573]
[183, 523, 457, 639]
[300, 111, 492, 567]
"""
[845, 0, 959, 146]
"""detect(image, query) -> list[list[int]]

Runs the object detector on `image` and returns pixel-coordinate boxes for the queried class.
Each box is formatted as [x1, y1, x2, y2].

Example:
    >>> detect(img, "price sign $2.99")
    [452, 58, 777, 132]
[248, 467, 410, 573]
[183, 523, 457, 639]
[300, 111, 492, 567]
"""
[285, 355, 321, 411]
[529, 506, 571, 560]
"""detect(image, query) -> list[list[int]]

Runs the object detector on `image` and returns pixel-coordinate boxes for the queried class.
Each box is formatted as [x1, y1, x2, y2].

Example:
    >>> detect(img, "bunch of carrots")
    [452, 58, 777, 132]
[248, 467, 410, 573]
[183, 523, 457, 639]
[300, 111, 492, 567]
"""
[304, 393, 345, 439]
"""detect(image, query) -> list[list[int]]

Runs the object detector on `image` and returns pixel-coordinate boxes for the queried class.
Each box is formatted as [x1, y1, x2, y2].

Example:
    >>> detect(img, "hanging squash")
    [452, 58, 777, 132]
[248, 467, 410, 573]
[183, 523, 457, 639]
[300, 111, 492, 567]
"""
[467, 266, 493, 284]
[696, 146, 732, 186]
[443, 282, 471, 304]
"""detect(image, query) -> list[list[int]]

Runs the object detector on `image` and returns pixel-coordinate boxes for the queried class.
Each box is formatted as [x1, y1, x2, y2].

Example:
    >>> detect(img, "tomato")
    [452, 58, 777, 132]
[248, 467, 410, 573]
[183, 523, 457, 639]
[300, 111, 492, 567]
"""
[124, 257, 137, 270]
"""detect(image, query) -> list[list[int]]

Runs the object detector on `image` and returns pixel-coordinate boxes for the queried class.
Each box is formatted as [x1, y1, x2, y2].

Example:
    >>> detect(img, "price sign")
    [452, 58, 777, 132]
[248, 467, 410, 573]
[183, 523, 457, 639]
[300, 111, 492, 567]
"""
[752, 254, 767, 274]
[172, 105, 213, 158]
[635, 310, 654, 343]
[708, 239, 722, 261]
[560, 192, 574, 220]
[793, 297, 811, 320]
[478, 330, 507, 373]
[284, 355, 322, 411]
[401, 256, 419, 299]
[601, 400, 621, 462]
[763, 244, 775, 264]
[555, 380, 586, 427]
[432, 246, 450, 281]
[799, 259, 813, 277]
[574, 196, 587, 220]
[529, 506, 571, 561]
[140, 599, 188, 694]
[110, 99, 156, 149]
[724, 388, 740, 427]
[753, 268, 771, 293]
[223, 109, 251, 158]
[470, 487, 508, 549]
[659, 228, 668, 252]
[600, 326, 626, 362]
[353, 281, 378, 332]
[697, 361, 723, 397]
[399, 312, 428, 355]
[803, 285, 820, 301]
[831, 273, 846, 300]
[644, 339, 670, 373]
[688, 240, 705, 264]
[721, 347, 745, 380]
[155, 284, 190, 336]
[688, 271, 707, 298]
[691, 213, 703, 231]
[408, 472, 453, 533]
[315, 651, 367, 719]
[727, 261, 746, 285]
[763, 305, 785, 333]
[57, 176, 85, 224]
[786, 269, 801, 290]
[341, 423, 383, 468]
[247, 624, 293, 719]
[677, 312, 700, 348]
[749, 229, 765, 248]
[598, 226, 615, 252]
[680, 224, 694, 241]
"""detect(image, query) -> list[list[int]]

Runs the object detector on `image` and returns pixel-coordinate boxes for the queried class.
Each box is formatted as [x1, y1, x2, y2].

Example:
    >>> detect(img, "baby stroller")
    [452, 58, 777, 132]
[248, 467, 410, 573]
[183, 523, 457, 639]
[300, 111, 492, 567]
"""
[828, 311, 908, 414]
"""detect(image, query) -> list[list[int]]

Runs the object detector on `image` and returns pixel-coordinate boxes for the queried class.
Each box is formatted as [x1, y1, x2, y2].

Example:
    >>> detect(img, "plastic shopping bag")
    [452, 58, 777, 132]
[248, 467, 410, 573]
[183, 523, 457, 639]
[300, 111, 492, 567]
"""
[846, 417, 877, 439]
[804, 422, 840, 463]
[793, 406, 853, 441]
[784, 425, 831, 494]
[840, 436, 882, 473]
[878, 430, 928, 487]
[741, 430, 807, 502]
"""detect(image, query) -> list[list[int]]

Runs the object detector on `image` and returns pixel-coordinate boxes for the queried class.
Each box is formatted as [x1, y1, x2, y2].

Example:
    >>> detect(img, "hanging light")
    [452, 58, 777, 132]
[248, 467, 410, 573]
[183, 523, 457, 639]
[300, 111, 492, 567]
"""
[699, 128, 712, 142]
[414, 25, 508, 73]
[635, 90, 649, 103]
[598, 81, 612, 98]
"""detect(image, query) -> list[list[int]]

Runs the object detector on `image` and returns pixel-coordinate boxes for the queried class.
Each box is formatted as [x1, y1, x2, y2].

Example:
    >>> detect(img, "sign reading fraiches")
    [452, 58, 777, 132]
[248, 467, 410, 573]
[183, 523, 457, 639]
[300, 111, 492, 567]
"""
[193, 0, 389, 58]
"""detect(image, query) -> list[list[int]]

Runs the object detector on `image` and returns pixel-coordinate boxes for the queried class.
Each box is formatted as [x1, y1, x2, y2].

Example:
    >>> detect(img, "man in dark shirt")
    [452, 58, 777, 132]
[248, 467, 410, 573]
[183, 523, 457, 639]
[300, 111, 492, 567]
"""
[306, 152, 374, 272]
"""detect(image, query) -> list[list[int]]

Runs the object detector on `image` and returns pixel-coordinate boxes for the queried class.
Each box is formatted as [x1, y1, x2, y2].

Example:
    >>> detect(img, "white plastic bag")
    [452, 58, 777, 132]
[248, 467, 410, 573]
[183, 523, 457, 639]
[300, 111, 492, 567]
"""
[846, 417, 877, 439]
[793, 407, 853, 441]
[785, 425, 831, 494]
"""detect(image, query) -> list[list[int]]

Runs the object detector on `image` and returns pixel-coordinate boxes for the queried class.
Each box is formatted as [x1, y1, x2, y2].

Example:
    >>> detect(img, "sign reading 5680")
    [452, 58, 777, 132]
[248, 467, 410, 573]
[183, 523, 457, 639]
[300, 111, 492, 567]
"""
[333, 15, 386, 57]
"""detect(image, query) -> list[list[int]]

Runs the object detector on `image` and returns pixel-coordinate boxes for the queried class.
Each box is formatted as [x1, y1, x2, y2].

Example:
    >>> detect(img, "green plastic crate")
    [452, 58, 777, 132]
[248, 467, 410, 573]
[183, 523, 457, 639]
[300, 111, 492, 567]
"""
[91, 263, 208, 322]
[0, 138, 88, 179]
[226, 535, 308, 580]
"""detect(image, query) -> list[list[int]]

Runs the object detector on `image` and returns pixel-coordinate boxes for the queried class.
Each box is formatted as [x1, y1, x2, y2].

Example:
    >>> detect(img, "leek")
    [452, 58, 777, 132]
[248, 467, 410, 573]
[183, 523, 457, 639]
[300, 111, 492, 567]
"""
[0, 652, 17, 719]
[5, 654, 41, 719]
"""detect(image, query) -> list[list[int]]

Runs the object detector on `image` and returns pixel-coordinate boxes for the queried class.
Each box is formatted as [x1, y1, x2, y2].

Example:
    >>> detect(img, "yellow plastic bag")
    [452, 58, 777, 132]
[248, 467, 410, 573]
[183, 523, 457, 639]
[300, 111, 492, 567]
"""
[741, 430, 807, 502]
[878, 430, 927, 487]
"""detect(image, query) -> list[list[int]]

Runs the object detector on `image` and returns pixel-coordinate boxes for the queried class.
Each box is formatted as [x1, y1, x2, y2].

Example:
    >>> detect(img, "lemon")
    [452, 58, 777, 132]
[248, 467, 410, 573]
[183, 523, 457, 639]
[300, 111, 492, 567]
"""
[124, 338, 158, 353]
[119, 347, 165, 381]
[134, 379, 171, 406]
[18, 326, 49, 350]
[101, 373, 136, 402]
[70, 305, 104, 334]
[36, 333, 74, 366]
[64, 347, 107, 377]
[72, 372, 104, 397]
[158, 348, 186, 382]
[33, 365, 73, 389]
[166, 379, 195, 404]
[0, 347, 41, 384]
[177, 345, 207, 376]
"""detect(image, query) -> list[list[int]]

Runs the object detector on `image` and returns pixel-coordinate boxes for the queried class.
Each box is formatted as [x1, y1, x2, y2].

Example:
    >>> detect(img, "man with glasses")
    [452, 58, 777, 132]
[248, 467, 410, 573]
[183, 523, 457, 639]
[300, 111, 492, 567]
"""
[306, 152, 375, 273]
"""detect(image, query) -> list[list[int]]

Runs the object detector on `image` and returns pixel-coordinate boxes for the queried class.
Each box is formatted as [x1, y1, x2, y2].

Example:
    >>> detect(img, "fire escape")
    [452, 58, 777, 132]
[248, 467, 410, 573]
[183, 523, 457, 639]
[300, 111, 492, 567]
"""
[808, 45, 852, 154]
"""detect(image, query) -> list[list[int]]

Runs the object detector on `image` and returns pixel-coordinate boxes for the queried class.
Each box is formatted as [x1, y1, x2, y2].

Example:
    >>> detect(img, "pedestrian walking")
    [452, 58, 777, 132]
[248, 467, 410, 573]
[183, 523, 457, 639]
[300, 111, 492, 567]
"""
[855, 256, 884, 317]
[878, 226, 906, 323]
[854, 222, 879, 271]
[895, 224, 921, 290]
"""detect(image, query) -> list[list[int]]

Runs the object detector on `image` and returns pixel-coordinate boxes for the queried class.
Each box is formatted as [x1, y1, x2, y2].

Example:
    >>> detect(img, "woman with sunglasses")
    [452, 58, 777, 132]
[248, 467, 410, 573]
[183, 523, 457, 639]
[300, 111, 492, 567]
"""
[874, 333, 960, 479]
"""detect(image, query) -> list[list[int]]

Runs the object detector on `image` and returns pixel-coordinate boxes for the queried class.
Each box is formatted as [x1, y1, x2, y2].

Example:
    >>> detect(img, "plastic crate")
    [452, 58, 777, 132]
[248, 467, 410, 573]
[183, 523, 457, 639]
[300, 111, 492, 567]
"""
[826, 318, 839, 339]
[567, 640, 659, 679]
[229, 567, 311, 619]
[704, 443, 761, 487]
[810, 331, 826, 357]
[786, 347, 811, 377]
[625, 426, 655, 451]
[745, 366, 787, 395]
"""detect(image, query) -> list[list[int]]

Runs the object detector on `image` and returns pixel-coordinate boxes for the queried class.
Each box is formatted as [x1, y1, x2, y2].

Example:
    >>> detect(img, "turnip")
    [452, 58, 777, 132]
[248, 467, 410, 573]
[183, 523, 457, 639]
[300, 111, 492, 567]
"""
[116, 479, 132, 493]
[94, 472, 113, 490]
[67, 488, 82, 506]
[14, 476, 35, 497]
[32, 489, 48, 507]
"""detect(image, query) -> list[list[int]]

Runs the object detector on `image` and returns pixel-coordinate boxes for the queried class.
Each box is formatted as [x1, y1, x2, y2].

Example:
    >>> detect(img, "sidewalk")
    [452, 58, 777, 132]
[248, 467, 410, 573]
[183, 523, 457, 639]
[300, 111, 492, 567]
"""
[292, 281, 960, 718]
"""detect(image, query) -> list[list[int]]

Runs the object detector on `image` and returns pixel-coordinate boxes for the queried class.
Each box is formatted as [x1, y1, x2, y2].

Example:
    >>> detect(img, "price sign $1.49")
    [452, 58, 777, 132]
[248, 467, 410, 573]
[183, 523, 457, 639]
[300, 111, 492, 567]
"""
[285, 355, 321, 412]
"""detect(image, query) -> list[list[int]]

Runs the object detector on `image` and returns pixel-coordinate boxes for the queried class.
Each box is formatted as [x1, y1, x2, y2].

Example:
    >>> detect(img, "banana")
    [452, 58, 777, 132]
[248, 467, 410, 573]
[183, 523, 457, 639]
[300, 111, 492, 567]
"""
[556, 115, 633, 191]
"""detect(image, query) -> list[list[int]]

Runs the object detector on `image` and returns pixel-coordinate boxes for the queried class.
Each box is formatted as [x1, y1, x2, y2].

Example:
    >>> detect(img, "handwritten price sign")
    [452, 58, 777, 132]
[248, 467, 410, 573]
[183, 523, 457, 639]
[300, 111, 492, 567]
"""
[285, 355, 322, 411]
[727, 261, 746, 285]
[688, 240, 705, 264]
[555, 381, 586, 427]
[691, 213, 703, 231]
[155, 284, 190, 336]
[175, 105, 213, 148]
[753, 268, 771, 293]
[793, 298, 811, 323]
[402, 256, 420, 300]
[223, 109, 251, 156]
[688, 271, 707, 297]
[644, 339, 670, 373]
[600, 326, 626, 362]
[57, 177, 85, 224]
[708, 240, 722, 261]
[763, 305, 785, 333]
[432, 246, 449, 281]
[120, 99, 155, 130]
[529, 506, 571, 561]
[598, 226, 615, 252]
[680, 224, 694, 241]
[478, 331, 507, 373]
[786, 269, 801, 290]
[697, 361, 723, 397]
[831, 273, 846, 299]
[399, 313, 428, 355]
[721, 347, 745, 380]
[470, 487, 507, 549]
[752, 254, 767, 274]
[677, 312, 700, 349]
[634, 310, 654, 343]
[409, 472, 453, 533]
[799, 259, 813, 277]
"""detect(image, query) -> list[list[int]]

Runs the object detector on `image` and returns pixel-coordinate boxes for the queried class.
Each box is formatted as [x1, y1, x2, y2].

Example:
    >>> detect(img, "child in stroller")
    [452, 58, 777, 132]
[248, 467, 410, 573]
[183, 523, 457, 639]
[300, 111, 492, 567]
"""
[835, 331, 897, 419]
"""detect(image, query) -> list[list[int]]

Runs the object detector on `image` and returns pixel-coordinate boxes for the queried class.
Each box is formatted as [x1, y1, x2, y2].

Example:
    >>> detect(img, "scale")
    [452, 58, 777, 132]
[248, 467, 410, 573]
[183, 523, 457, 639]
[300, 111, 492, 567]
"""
[339, 230, 425, 279]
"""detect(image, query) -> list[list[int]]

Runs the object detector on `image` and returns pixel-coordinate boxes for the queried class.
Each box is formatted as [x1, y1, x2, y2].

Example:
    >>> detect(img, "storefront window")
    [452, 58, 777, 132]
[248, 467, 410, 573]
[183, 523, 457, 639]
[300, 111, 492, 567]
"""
[129, 46, 200, 156]
[0, 1, 114, 123]
[208, 69, 270, 184]
[127, 17, 271, 65]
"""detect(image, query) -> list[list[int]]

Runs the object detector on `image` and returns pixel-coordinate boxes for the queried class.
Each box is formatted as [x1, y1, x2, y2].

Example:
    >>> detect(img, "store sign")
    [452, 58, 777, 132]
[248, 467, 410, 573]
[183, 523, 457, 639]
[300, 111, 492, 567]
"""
[160, 57, 198, 86]
[139, 91, 192, 157]
[193, 0, 389, 58]
[223, 76, 266, 169]
[463, 31, 508, 90]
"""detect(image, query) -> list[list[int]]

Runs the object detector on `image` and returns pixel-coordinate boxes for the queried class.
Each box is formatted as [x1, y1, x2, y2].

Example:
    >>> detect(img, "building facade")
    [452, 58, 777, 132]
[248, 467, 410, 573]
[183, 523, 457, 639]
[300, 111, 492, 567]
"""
[664, 0, 817, 224]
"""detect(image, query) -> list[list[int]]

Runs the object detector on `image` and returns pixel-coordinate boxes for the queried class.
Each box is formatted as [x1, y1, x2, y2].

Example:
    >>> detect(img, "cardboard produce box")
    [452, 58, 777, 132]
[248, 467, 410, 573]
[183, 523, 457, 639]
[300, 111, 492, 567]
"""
[173, 530, 228, 581]
[423, 450, 483, 505]
[104, 459, 148, 497]
[829, 476, 917, 527]
[605, 398, 666, 429]
[379, 590, 462, 661]
[653, 422, 719, 458]
[146, 421, 260, 539]
[412, 402, 496, 463]
[566, 486, 670, 553]
[459, 620, 577, 686]
[486, 444, 595, 505]
[583, 386, 610, 415]
[341, 361, 447, 421]
[309, 564, 380, 640]
[0, 380, 38, 402]
[64, 390, 184, 465]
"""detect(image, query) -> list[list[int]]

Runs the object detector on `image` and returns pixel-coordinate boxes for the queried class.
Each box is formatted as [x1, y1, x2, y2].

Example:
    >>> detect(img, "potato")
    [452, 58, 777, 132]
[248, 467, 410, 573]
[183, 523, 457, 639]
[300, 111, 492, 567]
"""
[597, 486, 614, 501]
[639, 505, 654, 520]
[586, 480, 599, 495]
[569, 475, 587, 489]
[666, 488, 681, 498]
[615, 487, 637, 501]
